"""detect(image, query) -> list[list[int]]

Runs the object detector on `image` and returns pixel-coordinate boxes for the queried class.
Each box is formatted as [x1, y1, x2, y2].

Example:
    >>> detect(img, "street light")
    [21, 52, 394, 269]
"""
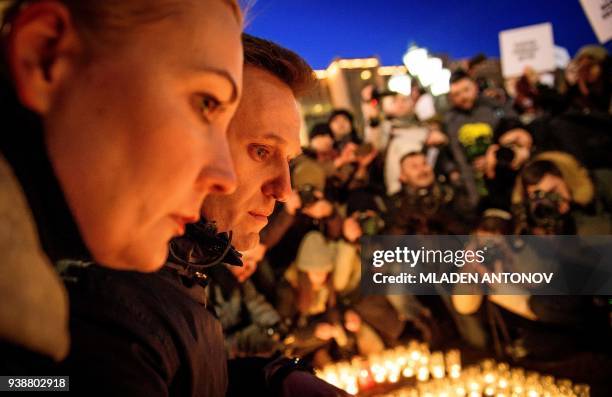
[430, 68, 451, 96]
[388, 74, 412, 96]
[417, 57, 443, 87]
[403, 46, 428, 77]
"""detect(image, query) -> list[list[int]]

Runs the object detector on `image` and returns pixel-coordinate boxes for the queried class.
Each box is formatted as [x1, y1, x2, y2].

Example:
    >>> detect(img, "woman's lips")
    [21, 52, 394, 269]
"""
[248, 211, 269, 223]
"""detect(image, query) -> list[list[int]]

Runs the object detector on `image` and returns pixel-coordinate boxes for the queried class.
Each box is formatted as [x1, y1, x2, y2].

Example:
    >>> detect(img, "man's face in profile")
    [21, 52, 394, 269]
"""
[202, 66, 302, 250]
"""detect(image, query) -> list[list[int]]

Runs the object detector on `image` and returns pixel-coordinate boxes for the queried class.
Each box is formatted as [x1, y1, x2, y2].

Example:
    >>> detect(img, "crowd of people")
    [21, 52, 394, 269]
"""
[237, 43, 612, 391]
[1, 0, 611, 396]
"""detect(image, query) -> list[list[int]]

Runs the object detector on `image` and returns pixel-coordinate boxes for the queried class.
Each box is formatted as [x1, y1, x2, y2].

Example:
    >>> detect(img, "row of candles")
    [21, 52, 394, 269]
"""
[315, 341, 590, 397]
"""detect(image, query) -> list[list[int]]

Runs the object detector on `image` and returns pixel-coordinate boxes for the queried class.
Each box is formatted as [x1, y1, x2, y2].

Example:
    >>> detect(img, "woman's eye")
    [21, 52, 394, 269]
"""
[249, 145, 272, 161]
[200, 95, 222, 122]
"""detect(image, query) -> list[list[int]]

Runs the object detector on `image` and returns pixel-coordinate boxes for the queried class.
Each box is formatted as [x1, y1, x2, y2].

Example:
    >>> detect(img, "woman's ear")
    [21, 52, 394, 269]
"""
[6, 1, 81, 114]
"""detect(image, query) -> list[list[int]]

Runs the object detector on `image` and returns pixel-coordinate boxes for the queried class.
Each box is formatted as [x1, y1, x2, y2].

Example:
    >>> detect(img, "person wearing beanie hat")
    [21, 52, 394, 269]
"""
[309, 123, 334, 142]
[306, 123, 338, 164]
[302, 119, 378, 202]
[277, 231, 386, 365]
[292, 158, 328, 194]
[276, 231, 344, 364]
[295, 231, 335, 274]
[328, 109, 362, 149]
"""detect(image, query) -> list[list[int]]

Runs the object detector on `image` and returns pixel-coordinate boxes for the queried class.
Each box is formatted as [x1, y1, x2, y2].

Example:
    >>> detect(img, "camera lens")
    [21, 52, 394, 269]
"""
[495, 146, 515, 170]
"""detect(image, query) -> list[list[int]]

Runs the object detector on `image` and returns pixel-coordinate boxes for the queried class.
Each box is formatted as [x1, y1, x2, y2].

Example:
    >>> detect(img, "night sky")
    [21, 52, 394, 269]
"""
[245, 0, 611, 70]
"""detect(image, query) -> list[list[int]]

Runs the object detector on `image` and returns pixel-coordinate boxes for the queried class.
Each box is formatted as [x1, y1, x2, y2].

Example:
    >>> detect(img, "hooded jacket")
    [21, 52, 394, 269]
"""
[0, 74, 90, 370]
[511, 151, 594, 208]
[60, 263, 229, 396]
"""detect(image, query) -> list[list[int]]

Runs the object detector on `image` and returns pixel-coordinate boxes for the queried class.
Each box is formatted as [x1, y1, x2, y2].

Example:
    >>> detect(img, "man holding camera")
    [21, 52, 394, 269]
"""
[444, 70, 518, 209]
[481, 118, 534, 211]
[388, 151, 471, 235]
[512, 151, 610, 235]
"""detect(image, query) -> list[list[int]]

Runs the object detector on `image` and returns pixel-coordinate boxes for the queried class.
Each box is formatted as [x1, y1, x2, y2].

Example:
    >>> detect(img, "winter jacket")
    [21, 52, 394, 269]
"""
[207, 265, 282, 358]
[0, 77, 90, 371]
[528, 111, 612, 170]
[444, 97, 518, 208]
[60, 263, 229, 396]
[512, 151, 611, 235]
[387, 183, 474, 235]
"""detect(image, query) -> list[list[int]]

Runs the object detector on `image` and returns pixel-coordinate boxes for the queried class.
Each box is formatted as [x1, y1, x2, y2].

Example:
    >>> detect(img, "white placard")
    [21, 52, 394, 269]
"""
[499, 23, 556, 78]
[579, 0, 612, 44]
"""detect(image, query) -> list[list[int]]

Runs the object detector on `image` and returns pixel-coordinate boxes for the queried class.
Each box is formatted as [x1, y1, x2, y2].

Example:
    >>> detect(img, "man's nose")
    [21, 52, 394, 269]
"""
[263, 164, 292, 202]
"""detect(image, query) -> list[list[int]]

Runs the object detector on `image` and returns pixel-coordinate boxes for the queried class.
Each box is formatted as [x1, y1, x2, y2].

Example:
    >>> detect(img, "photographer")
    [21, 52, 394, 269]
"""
[482, 118, 534, 211]
[512, 152, 611, 235]
[276, 231, 349, 366]
[344, 189, 442, 347]
[444, 70, 519, 209]
[307, 123, 379, 200]
[452, 212, 612, 390]
[388, 152, 473, 235]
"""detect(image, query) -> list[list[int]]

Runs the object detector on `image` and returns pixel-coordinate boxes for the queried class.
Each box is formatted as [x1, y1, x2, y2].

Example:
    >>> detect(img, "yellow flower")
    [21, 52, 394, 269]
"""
[458, 123, 493, 147]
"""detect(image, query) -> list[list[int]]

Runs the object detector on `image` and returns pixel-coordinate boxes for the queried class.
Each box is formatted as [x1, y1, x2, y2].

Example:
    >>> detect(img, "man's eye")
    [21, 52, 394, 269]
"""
[200, 95, 222, 122]
[249, 145, 272, 161]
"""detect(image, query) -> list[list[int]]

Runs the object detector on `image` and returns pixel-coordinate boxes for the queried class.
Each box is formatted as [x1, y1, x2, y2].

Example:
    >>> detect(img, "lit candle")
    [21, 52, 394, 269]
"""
[417, 366, 430, 381]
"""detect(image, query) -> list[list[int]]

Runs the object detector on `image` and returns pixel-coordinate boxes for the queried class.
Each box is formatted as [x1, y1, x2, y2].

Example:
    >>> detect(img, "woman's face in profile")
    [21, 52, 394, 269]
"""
[34, 1, 243, 270]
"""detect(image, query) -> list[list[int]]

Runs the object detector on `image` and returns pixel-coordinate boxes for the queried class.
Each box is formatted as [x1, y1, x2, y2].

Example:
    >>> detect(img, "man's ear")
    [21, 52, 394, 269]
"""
[6, 1, 81, 115]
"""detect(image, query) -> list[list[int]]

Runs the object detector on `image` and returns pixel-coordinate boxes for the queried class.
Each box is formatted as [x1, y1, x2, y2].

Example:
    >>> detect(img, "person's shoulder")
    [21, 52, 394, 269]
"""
[476, 96, 513, 117]
[64, 262, 226, 381]
[0, 154, 70, 361]
[443, 108, 463, 126]
[65, 264, 214, 342]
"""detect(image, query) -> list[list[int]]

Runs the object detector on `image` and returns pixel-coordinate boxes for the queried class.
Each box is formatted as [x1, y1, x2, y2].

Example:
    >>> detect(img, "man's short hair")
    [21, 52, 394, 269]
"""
[242, 33, 316, 97]
[449, 69, 472, 85]
[399, 151, 426, 168]
[521, 160, 563, 188]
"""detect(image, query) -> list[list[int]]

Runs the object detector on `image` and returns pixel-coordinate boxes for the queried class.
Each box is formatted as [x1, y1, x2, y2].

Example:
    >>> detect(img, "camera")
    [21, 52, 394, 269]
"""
[297, 184, 319, 208]
[356, 212, 385, 236]
[495, 144, 516, 171]
[479, 238, 505, 269]
[400, 184, 454, 216]
[527, 190, 565, 232]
